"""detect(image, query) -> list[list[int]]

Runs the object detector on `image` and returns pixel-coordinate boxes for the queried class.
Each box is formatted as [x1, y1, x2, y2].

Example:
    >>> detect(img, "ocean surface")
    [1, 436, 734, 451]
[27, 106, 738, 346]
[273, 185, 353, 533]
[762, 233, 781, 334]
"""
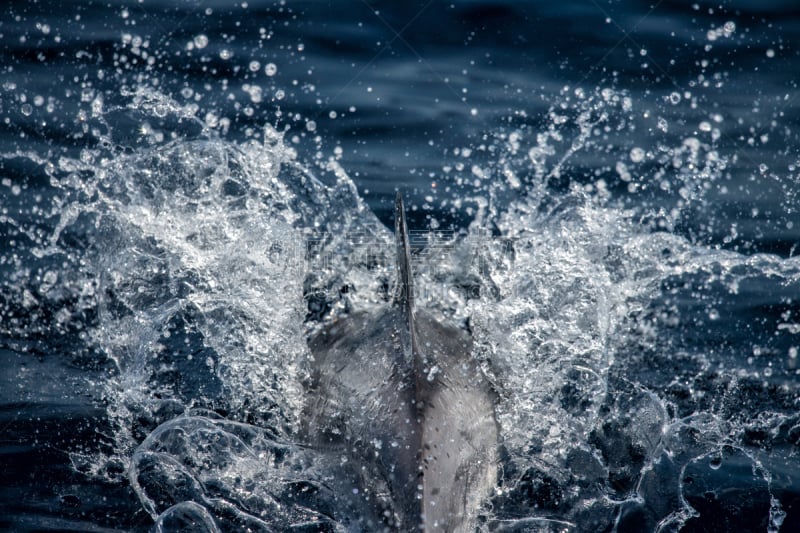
[2, 0, 800, 531]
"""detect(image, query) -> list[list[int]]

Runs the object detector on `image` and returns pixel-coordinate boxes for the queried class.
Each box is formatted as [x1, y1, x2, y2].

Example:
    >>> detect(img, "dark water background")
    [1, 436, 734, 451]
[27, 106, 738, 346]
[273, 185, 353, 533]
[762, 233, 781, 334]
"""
[2, 0, 800, 531]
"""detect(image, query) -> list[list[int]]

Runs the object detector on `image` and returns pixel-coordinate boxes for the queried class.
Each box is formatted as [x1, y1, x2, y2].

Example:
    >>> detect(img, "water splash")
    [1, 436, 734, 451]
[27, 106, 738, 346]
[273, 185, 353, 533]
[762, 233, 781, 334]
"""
[4, 78, 799, 530]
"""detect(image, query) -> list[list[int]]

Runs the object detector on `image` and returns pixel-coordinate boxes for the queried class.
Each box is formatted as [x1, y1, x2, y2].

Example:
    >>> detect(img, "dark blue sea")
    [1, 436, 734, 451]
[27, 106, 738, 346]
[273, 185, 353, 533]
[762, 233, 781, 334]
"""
[2, 1, 800, 531]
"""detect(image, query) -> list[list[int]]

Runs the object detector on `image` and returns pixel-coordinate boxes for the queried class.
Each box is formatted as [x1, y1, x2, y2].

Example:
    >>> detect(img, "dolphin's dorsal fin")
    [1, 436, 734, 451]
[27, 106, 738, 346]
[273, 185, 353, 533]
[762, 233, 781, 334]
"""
[394, 193, 417, 356]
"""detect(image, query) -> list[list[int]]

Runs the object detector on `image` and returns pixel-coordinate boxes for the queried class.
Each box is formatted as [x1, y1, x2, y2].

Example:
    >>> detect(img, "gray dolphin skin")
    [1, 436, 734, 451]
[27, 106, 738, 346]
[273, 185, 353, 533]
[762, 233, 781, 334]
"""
[302, 193, 498, 532]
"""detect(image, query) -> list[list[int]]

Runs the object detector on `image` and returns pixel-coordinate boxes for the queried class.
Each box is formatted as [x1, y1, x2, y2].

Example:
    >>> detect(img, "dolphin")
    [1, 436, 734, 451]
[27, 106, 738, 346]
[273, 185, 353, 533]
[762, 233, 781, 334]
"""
[302, 193, 498, 532]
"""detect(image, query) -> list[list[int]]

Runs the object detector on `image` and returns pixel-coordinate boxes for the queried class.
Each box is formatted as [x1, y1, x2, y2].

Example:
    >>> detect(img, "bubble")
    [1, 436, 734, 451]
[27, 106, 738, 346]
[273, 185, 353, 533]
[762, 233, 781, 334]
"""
[248, 60, 261, 72]
[699, 121, 711, 132]
[306, 120, 316, 132]
[669, 92, 681, 105]
[264, 63, 277, 76]
[219, 49, 233, 60]
[193, 34, 209, 49]
[766, 49, 775, 58]
[274, 89, 285, 100]
[470, 108, 478, 116]
[708, 308, 719, 320]
[630, 147, 645, 163]
[328, 110, 337, 119]
[20, 103, 33, 116]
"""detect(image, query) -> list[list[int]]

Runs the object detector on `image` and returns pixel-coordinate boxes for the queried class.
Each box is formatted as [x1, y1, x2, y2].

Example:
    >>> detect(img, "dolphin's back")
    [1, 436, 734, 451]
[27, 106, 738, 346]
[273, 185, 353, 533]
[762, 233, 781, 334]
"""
[306, 307, 424, 529]
[414, 313, 497, 531]
[303, 194, 497, 531]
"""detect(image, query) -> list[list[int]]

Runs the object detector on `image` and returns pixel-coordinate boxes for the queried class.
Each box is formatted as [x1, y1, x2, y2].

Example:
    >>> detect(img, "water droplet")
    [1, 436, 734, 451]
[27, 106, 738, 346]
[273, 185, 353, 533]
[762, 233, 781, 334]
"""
[204, 111, 219, 127]
[40, 271, 58, 293]
[193, 34, 209, 49]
